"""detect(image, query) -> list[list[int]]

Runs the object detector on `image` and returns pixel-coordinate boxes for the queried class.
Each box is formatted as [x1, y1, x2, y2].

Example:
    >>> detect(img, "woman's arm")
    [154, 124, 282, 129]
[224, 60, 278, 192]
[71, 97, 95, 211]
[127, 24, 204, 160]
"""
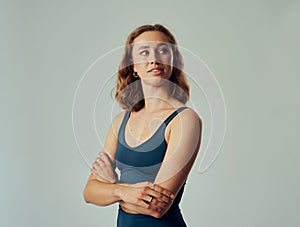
[83, 112, 175, 216]
[155, 108, 202, 187]
[91, 151, 118, 183]
[152, 108, 202, 217]
[83, 113, 122, 205]
[154, 109, 202, 216]
[84, 173, 121, 206]
[117, 108, 202, 217]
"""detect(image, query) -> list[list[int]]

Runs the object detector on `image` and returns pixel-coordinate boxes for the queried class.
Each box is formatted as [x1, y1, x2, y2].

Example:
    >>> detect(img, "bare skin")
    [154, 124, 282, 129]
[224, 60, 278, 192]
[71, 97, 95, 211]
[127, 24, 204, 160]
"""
[84, 30, 202, 218]
[84, 113, 174, 218]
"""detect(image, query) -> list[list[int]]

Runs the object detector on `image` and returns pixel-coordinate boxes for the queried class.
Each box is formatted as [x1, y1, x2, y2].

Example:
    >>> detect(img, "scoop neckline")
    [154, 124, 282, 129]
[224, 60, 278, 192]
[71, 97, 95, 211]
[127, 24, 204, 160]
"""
[123, 107, 186, 149]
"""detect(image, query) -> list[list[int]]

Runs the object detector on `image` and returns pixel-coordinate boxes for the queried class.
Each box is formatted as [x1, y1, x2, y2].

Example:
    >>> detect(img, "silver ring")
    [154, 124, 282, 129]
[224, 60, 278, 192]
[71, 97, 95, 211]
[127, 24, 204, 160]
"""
[149, 196, 153, 203]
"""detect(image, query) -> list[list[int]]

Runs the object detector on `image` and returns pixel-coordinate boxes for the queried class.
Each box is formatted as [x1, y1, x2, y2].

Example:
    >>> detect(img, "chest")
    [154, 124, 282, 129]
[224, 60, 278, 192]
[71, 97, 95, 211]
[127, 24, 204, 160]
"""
[124, 115, 171, 148]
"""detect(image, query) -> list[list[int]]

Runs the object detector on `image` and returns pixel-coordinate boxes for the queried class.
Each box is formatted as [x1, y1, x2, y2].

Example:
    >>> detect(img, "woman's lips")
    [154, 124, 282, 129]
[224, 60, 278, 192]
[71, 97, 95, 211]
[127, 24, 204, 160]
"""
[148, 68, 163, 76]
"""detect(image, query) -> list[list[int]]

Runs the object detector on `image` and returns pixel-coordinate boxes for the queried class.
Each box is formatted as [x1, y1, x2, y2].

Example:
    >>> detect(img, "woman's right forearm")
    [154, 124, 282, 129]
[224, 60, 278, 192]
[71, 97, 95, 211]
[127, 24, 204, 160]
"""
[84, 179, 125, 206]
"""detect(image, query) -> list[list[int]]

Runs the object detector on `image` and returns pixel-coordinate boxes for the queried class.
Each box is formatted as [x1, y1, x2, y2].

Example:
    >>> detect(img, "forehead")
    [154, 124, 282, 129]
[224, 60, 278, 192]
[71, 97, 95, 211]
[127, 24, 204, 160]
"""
[132, 31, 170, 48]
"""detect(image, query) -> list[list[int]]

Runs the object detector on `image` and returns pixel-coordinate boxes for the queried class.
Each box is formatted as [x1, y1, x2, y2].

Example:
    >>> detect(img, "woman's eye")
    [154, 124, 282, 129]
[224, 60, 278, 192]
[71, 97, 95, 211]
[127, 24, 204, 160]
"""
[139, 50, 149, 56]
[159, 48, 169, 54]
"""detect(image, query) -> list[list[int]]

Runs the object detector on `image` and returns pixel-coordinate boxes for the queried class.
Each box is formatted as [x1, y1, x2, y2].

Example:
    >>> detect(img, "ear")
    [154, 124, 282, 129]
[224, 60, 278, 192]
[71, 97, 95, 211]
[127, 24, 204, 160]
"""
[133, 64, 137, 72]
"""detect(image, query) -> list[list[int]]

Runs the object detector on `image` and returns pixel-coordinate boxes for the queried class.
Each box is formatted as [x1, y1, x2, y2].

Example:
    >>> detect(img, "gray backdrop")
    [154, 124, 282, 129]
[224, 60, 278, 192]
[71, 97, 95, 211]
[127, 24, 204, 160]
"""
[1, 0, 299, 226]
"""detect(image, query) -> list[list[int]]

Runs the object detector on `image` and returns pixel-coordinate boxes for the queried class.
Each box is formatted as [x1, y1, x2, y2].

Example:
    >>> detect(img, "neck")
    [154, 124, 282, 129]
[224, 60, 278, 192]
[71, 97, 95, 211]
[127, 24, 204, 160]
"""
[140, 80, 172, 113]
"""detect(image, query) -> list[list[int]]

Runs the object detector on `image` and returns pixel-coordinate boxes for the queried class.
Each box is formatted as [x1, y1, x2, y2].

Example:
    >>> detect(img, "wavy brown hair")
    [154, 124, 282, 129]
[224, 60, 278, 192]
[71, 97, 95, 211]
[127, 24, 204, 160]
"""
[115, 24, 190, 112]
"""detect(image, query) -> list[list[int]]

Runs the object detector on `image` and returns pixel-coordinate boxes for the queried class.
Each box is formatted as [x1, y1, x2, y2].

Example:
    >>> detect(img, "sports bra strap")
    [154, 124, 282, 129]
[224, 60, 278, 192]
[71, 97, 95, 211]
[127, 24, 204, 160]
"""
[164, 106, 189, 126]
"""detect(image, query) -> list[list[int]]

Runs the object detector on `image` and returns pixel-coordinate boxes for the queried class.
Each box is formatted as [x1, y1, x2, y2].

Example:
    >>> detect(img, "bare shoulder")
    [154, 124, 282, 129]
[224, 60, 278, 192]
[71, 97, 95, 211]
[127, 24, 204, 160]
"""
[110, 111, 126, 135]
[165, 107, 202, 143]
[102, 111, 126, 159]
[170, 99, 202, 125]
[182, 107, 201, 119]
[176, 107, 202, 127]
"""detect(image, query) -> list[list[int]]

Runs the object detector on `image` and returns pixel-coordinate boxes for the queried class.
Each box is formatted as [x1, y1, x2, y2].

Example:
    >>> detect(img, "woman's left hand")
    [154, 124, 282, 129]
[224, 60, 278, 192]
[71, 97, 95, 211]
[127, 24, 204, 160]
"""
[91, 151, 118, 183]
[119, 182, 174, 218]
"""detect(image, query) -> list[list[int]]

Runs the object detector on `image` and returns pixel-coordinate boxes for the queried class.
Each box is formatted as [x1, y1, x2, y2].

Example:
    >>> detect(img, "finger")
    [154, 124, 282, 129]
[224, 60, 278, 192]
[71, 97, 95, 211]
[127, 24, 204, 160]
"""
[160, 188, 175, 199]
[91, 169, 103, 180]
[92, 169, 110, 181]
[91, 161, 97, 169]
[101, 152, 116, 169]
[93, 158, 101, 166]
[144, 195, 153, 204]
[149, 197, 168, 209]
[139, 188, 168, 206]
[96, 155, 106, 169]
[100, 153, 113, 168]
[99, 158, 115, 177]
[94, 157, 117, 182]
[151, 184, 175, 199]
[137, 199, 152, 209]
[99, 159, 105, 167]
[92, 162, 100, 171]
[146, 188, 173, 204]
[104, 151, 115, 163]
[145, 197, 166, 212]
[91, 169, 113, 183]
[125, 194, 151, 209]
[95, 157, 102, 166]
[95, 158, 106, 171]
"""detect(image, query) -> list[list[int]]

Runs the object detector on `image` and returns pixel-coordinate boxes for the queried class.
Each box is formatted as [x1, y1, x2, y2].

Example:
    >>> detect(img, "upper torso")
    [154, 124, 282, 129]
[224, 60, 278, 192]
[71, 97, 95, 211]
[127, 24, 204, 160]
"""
[115, 106, 189, 214]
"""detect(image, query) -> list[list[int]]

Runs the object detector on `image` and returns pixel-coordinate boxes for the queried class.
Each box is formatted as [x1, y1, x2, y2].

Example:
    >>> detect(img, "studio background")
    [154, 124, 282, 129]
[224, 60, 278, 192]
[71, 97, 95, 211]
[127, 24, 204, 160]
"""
[1, 0, 299, 226]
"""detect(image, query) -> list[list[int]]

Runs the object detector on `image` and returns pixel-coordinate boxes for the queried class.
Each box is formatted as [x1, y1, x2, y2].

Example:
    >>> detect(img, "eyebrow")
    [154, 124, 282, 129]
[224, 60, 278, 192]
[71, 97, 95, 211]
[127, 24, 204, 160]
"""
[137, 43, 169, 50]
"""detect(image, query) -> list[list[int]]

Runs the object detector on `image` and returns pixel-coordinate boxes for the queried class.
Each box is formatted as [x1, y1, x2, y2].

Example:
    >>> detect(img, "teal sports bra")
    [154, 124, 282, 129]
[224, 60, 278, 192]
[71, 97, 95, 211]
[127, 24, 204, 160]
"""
[116, 106, 188, 184]
[115, 106, 189, 224]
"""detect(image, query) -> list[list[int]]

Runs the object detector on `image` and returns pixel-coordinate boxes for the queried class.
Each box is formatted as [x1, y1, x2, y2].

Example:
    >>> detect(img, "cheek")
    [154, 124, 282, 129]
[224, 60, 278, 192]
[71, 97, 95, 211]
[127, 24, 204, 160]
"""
[132, 54, 148, 65]
[161, 53, 173, 66]
[162, 57, 173, 71]
[133, 62, 147, 73]
[166, 66, 173, 76]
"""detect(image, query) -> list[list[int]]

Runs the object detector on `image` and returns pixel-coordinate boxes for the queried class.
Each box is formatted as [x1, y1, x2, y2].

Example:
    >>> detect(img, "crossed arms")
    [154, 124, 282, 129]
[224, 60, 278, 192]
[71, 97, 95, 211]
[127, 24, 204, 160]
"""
[83, 109, 202, 218]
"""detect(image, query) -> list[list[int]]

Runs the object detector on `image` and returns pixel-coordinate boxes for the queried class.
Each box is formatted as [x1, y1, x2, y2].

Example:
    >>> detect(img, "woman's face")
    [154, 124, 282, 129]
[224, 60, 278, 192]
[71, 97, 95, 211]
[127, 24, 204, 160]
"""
[131, 31, 173, 81]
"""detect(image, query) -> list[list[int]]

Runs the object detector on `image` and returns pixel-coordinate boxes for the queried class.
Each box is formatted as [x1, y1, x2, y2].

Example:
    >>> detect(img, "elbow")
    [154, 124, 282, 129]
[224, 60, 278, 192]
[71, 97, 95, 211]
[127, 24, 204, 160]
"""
[83, 185, 109, 206]
[151, 209, 168, 219]
[83, 188, 90, 203]
[152, 211, 165, 219]
[83, 186, 92, 204]
[154, 213, 163, 219]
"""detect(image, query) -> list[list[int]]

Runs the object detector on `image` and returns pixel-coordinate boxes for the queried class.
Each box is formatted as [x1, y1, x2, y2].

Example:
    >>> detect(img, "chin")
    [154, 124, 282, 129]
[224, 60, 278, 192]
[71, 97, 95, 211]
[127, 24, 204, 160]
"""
[141, 77, 170, 87]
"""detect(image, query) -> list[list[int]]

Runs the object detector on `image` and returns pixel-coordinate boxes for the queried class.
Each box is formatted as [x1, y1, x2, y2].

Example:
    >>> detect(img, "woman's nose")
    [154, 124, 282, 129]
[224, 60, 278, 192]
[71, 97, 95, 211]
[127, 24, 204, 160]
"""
[148, 51, 160, 64]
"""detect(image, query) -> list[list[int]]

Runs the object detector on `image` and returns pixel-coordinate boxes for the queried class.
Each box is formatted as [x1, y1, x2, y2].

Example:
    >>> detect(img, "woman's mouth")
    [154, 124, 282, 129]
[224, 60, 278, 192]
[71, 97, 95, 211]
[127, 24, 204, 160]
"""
[148, 68, 164, 76]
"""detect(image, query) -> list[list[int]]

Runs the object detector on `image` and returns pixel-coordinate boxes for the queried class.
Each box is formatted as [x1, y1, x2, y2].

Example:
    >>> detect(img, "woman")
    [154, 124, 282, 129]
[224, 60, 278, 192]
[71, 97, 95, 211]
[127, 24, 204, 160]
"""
[84, 24, 202, 227]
